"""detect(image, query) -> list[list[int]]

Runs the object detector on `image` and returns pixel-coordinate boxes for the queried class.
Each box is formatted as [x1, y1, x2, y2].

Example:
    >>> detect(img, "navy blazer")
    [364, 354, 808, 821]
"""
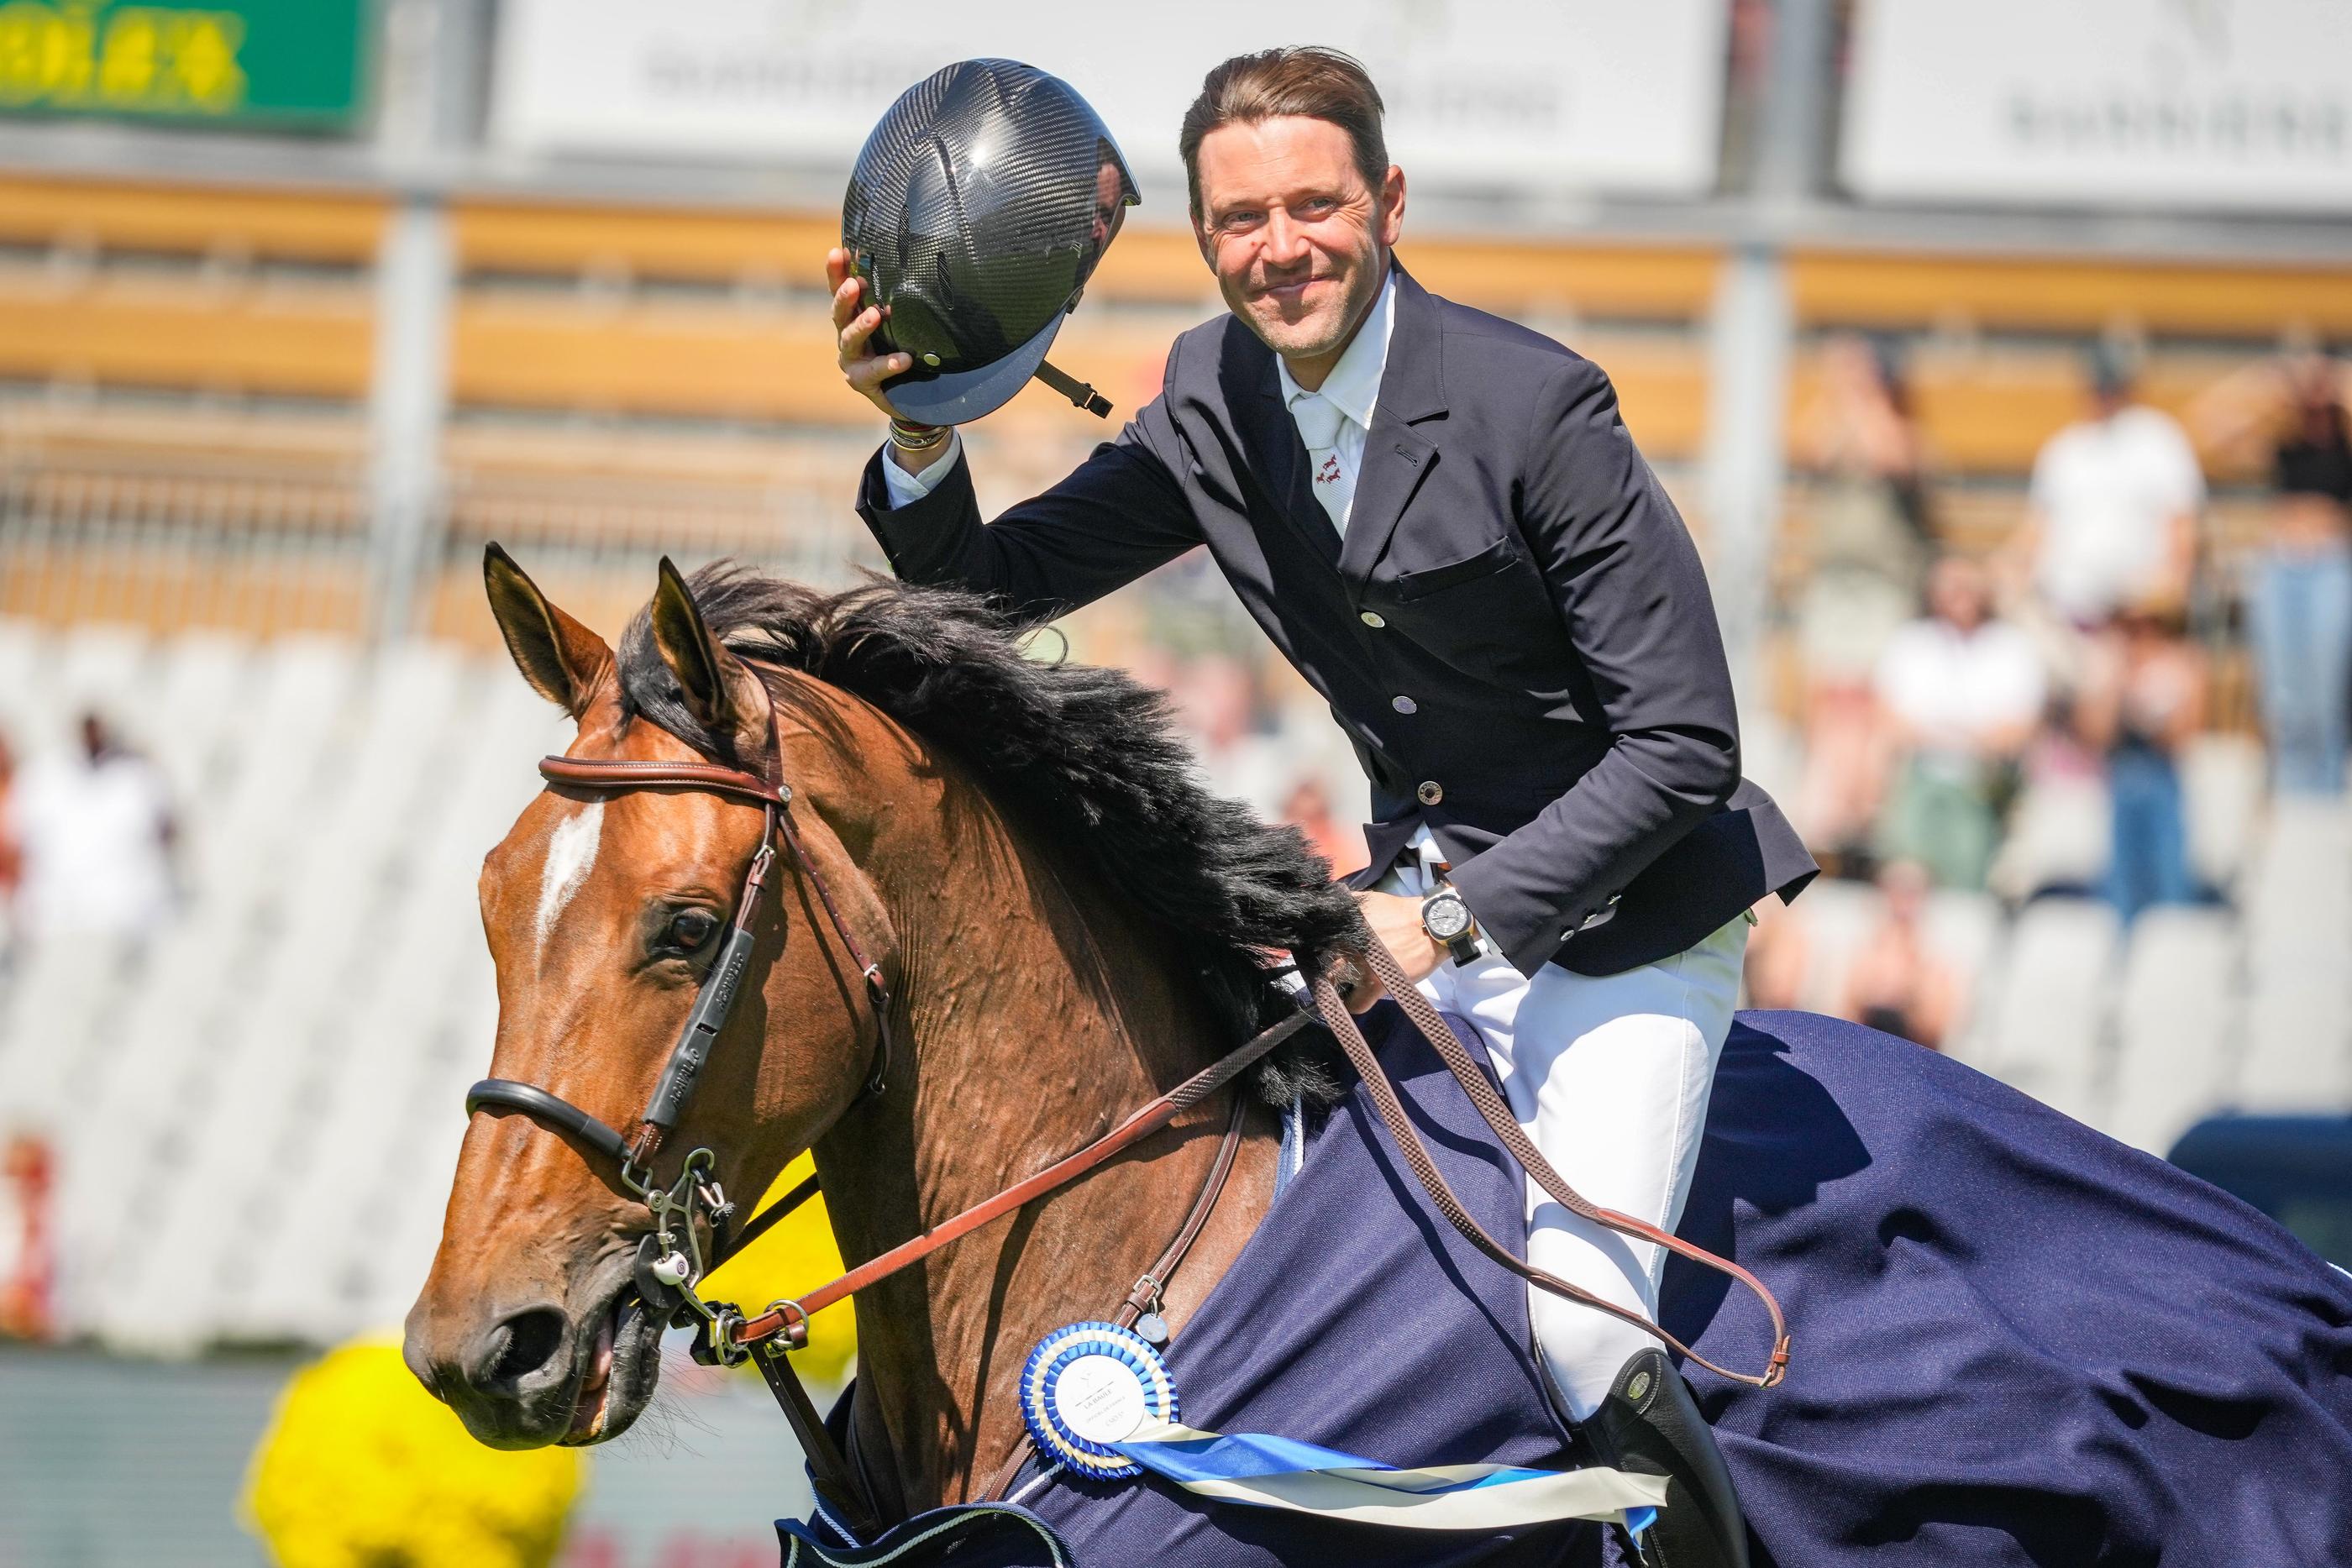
[857, 265, 1816, 978]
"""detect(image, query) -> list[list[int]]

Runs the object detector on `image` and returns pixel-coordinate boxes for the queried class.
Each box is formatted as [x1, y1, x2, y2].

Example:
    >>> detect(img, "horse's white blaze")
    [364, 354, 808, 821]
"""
[534, 800, 604, 957]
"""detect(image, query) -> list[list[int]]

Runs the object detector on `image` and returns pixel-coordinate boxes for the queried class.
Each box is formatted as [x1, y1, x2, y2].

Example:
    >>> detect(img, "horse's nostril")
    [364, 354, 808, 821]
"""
[483, 1307, 569, 1387]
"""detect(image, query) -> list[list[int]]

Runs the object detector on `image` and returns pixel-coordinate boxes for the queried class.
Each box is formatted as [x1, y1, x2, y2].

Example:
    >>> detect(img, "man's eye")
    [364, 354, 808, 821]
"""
[667, 909, 720, 952]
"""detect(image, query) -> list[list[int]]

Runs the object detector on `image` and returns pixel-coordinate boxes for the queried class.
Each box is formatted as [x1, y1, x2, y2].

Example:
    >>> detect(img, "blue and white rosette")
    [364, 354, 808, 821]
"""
[1019, 1321, 1179, 1479]
[1019, 1324, 1666, 1534]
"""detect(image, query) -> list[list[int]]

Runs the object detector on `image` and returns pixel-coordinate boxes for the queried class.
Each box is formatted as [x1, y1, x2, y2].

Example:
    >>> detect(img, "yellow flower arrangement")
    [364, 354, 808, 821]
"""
[242, 1335, 584, 1568]
[243, 1160, 855, 1565]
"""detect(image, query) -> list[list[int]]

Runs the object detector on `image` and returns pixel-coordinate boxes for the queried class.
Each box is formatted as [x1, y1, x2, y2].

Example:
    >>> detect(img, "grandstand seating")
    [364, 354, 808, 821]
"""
[0, 617, 566, 1350]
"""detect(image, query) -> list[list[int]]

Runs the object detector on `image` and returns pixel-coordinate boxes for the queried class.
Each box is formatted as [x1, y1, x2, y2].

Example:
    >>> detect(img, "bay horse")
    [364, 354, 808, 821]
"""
[405, 549, 1360, 1519]
[407, 552, 2352, 1565]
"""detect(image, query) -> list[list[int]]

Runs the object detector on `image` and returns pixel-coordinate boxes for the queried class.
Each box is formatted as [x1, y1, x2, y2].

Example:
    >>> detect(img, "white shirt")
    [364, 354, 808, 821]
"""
[878, 272, 1400, 533]
[14, 749, 176, 937]
[1875, 615, 2048, 749]
[2028, 406, 2204, 623]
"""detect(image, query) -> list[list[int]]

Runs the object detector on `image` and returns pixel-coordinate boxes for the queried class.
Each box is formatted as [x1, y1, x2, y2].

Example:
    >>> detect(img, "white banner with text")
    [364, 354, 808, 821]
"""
[490, 1, 1730, 199]
[1843, 0, 2352, 213]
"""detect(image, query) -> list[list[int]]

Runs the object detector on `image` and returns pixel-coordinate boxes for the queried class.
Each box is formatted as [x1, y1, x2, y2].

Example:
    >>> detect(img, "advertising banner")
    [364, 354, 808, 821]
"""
[490, 1, 1730, 198]
[0, 0, 369, 131]
[1843, 0, 2352, 213]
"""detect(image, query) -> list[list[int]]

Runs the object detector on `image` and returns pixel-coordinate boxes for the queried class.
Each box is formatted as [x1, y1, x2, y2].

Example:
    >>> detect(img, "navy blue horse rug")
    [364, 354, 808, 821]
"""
[780, 1009, 2352, 1566]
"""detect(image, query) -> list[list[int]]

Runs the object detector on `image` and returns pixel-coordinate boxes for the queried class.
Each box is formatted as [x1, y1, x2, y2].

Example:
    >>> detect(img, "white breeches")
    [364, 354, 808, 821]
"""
[1378, 852, 1747, 1423]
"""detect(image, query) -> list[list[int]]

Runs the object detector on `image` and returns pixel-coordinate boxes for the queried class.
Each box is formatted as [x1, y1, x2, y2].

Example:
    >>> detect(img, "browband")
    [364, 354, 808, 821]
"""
[539, 755, 790, 808]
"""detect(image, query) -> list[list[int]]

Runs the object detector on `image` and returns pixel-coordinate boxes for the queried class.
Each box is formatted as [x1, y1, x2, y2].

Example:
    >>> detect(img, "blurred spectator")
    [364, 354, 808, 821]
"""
[1167, 653, 1290, 815]
[2192, 348, 2352, 795]
[1874, 556, 2047, 889]
[2011, 346, 2203, 629]
[2075, 610, 2208, 925]
[1741, 895, 1809, 1013]
[1279, 774, 1364, 881]
[0, 731, 23, 952]
[0, 1132, 55, 1341]
[1838, 862, 1962, 1050]
[13, 711, 178, 940]
[1793, 333, 1935, 681]
[1790, 678, 1896, 878]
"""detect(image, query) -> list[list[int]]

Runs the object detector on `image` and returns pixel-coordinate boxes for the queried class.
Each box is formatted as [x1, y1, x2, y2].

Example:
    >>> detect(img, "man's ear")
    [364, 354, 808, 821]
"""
[647, 557, 769, 757]
[483, 543, 611, 719]
[1378, 164, 1406, 249]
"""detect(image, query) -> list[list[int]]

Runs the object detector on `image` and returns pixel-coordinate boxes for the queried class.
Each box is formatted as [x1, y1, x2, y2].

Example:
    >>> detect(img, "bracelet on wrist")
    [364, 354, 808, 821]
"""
[888, 417, 948, 453]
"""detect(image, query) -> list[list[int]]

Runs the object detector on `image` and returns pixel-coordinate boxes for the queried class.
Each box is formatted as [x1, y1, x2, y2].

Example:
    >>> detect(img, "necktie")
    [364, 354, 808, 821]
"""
[1289, 391, 1352, 534]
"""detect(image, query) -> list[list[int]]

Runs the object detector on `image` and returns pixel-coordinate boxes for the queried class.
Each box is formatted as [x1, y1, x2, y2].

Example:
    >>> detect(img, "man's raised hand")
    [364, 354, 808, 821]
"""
[827, 248, 915, 418]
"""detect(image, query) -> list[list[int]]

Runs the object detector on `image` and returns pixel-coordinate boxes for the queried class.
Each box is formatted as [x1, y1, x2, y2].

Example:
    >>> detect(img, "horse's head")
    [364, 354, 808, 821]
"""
[404, 548, 891, 1449]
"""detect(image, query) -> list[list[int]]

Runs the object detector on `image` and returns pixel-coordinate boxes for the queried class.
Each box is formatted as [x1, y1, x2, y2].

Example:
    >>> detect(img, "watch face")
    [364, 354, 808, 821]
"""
[1423, 894, 1471, 941]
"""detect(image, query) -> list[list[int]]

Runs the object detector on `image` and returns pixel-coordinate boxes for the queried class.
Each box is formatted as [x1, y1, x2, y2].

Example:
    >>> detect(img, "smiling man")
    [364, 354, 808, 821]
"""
[829, 48, 1814, 1567]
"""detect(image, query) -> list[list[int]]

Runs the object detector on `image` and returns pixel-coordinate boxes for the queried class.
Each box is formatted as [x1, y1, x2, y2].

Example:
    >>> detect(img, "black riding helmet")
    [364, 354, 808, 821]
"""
[843, 59, 1139, 426]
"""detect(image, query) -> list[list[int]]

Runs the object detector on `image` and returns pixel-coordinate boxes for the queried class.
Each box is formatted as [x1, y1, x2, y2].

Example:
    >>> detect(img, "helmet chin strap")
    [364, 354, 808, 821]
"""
[1033, 359, 1111, 417]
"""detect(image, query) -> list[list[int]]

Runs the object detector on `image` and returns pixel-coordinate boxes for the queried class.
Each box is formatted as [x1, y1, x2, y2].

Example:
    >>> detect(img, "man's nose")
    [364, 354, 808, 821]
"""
[1262, 209, 1312, 270]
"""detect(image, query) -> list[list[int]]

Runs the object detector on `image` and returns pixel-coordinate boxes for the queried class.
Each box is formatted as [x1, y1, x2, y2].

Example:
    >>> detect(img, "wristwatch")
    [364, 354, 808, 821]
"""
[1420, 887, 1484, 966]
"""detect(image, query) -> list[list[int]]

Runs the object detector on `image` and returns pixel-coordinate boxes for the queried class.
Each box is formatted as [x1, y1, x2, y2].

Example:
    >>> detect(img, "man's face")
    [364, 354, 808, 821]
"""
[1191, 115, 1405, 375]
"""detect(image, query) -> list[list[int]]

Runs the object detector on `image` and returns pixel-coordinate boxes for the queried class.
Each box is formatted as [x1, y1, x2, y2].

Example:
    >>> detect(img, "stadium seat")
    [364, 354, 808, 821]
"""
[1922, 889, 2005, 1068]
[2236, 800, 2352, 1112]
[2109, 907, 2240, 1153]
[1982, 898, 2120, 1124]
[1989, 773, 2113, 901]
[2181, 733, 2268, 897]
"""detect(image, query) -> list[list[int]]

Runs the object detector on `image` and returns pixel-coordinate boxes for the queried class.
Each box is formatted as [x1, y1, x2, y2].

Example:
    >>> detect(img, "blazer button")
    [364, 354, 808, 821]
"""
[1360, 611, 1386, 628]
[1416, 780, 1443, 805]
[1392, 695, 1417, 715]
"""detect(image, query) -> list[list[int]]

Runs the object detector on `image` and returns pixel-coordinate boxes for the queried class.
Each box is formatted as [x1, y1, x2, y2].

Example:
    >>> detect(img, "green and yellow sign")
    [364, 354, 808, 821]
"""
[0, 0, 367, 130]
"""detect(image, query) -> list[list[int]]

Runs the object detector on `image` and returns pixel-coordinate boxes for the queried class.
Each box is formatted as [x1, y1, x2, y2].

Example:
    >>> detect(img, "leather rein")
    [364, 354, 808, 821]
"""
[462, 714, 1790, 1541]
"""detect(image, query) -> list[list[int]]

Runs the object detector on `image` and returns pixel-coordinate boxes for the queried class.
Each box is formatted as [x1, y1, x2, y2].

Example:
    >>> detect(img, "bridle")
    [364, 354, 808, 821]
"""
[459, 690, 1792, 1544]
[464, 732, 897, 1356]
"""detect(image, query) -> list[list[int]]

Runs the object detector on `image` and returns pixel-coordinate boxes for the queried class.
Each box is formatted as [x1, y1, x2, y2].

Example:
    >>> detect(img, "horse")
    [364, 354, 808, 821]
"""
[407, 552, 2352, 1566]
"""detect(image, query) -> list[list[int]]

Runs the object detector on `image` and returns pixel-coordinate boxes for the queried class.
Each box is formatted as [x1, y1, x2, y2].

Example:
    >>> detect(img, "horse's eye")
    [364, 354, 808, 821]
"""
[668, 908, 720, 952]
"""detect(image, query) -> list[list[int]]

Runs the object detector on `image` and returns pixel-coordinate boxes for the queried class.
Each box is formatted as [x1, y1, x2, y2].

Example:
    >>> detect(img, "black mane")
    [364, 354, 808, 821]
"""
[618, 564, 1362, 1089]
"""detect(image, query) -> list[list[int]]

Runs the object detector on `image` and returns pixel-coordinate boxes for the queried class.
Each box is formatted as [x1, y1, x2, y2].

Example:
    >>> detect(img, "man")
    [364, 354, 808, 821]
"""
[2013, 346, 2205, 629]
[832, 48, 1814, 1561]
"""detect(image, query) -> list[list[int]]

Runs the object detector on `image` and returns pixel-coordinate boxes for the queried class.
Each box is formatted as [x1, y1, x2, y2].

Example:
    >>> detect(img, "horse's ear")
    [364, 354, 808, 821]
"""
[648, 557, 767, 753]
[483, 543, 611, 719]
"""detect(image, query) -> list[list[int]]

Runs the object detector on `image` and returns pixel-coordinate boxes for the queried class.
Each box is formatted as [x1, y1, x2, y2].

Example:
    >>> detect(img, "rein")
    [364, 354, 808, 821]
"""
[462, 708, 1789, 1539]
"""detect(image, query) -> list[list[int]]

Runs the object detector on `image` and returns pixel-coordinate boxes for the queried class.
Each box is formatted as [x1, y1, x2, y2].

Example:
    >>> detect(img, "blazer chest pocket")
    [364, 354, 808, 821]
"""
[1391, 536, 1519, 602]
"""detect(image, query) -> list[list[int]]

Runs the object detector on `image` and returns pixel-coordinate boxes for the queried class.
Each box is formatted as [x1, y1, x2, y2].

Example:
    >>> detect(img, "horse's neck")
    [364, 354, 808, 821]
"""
[810, 741, 1278, 1514]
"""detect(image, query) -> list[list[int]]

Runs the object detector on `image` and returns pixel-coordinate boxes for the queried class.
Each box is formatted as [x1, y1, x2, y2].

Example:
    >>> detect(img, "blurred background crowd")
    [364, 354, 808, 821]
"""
[1, 2, 2349, 1564]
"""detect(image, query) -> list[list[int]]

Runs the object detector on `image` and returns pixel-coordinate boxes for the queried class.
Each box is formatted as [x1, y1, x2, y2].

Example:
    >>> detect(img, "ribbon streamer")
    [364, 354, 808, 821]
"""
[1111, 1419, 1665, 1534]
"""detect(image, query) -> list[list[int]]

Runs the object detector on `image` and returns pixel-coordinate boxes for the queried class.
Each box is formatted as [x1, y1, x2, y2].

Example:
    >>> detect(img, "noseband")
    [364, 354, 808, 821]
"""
[465, 733, 895, 1350]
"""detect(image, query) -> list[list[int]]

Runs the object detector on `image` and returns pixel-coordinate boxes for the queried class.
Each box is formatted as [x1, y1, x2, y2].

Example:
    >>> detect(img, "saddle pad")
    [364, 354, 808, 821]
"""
[1649, 1009, 2352, 1567]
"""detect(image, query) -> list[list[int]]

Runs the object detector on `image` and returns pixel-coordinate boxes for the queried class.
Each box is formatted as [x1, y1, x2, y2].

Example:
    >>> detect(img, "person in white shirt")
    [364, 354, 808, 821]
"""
[1875, 556, 2048, 889]
[2015, 349, 2204, 629]
[13, 713, 177, 941]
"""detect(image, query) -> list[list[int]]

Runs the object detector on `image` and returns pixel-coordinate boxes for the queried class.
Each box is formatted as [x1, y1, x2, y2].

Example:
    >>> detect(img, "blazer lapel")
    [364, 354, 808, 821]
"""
[1336, 267, 1447, 590]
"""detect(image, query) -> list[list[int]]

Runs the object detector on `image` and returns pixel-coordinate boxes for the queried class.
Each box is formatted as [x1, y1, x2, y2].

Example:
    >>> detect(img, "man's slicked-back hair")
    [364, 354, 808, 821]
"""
[1179, 47, 1389, 222]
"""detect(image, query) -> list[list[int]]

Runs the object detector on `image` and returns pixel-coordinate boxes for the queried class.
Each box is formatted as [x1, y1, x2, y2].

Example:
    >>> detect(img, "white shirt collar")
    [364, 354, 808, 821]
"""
[1275, 268, 1396, 433]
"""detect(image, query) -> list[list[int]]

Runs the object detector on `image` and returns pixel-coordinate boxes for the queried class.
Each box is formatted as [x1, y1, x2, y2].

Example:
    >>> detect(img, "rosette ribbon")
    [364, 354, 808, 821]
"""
[1108, 1419, 1666, 1534]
